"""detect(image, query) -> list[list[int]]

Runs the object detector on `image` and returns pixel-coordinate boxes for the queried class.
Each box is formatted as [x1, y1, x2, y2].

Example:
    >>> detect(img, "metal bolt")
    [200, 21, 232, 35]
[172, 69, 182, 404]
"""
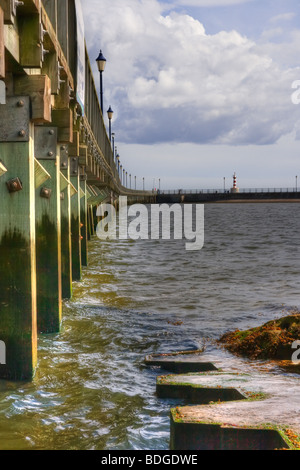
[17, 100, 24, 107]
[61, 145, 66, 150]
[18, 130, 26, 137]
[49, 130, 55, 135]
[48, 151, 54, 157]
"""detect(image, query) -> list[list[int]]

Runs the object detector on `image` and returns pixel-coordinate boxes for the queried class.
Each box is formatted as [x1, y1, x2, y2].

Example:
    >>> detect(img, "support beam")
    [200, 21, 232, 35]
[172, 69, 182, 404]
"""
[14, 74, 52, 123]
[70, 157, 81, 281]
[0, 7, 4, 78]
[35, 127, 62, 334]
[0, 122, 37, 380]
[80, 175, 88, 267]
[60, 145, 72, 299]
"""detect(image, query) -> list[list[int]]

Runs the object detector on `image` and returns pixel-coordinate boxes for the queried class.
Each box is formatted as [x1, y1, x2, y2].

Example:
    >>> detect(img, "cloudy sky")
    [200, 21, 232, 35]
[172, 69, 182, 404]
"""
[82, 0, 300, 190]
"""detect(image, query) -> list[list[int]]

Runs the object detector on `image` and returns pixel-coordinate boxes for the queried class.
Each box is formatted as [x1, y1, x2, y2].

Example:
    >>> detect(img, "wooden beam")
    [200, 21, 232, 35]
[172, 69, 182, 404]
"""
[51, 108, 73, 143]
[4, 20, 19, 63]
[70, 171, 81, 281]
[68, 130, 79, 156]
[18, 13, 42, 68]
[60, 145, 72, 299]
[41, 0, 57, 33]
[57, 0, 68, 63]
[0, 124, 37, 380]
[0, 0, 15, 24]
[42, 51, 59, 95]
[35, 140, 62, 334]
[80, 176, 88, 267]
[14, 74, 52, 123]
[0, 7, 4, 78]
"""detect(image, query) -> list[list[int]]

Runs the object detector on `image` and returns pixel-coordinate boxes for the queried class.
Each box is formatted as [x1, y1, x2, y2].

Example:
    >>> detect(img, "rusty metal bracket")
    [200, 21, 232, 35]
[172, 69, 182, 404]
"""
[60, 144, 69, 170]
[70, 156, 79, 177]
[0, 96, 30, 142]
[34, 126, 57, 160]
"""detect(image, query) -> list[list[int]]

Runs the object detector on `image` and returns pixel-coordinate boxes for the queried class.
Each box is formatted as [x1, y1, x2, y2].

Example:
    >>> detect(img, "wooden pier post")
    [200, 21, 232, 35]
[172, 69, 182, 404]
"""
[70, 156, 82, 281]
[0, 99, 37, 380]
[80, 174, 88, 266]
[34, 127, 62, 334]
[60, 145, 73, 299]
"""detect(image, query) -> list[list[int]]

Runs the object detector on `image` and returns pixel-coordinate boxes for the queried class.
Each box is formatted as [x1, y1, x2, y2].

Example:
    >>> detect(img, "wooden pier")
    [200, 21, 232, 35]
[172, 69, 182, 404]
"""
[0, 0, 153, 381]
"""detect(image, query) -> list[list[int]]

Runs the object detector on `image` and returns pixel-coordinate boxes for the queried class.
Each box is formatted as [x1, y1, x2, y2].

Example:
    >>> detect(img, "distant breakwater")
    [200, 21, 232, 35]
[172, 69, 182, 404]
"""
[156, 191, 300, 204]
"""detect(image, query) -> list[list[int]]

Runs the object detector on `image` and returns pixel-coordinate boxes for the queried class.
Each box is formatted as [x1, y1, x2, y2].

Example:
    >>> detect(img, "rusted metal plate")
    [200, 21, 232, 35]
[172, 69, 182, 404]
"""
[60, 144, 68, 170]
[34, 126, 57, 159]
[70, 156, 78, 177]
[0, 96, 30, 141]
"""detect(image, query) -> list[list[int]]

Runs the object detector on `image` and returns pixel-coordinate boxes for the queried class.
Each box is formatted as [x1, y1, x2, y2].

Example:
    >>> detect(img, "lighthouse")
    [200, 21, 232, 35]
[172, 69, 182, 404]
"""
[231, 172, 239, 193]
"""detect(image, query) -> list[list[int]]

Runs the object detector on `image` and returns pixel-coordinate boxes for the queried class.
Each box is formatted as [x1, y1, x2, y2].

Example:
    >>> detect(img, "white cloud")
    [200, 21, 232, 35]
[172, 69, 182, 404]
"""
[175, 0, 254, 6]
[83, 0, 300, 147]
[269, 12, 296, 24]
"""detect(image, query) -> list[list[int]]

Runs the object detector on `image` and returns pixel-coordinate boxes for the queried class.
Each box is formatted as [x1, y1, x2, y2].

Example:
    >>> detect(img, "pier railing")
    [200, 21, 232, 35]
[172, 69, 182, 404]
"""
[159, 188, 299, 195]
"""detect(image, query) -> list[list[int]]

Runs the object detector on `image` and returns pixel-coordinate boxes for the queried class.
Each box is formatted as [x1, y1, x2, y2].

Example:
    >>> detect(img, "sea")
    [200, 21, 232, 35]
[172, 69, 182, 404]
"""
[0, 202, 299, 450]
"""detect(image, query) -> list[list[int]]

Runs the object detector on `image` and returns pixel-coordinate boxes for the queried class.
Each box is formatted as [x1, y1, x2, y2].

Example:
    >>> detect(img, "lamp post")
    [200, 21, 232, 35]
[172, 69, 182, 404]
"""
[296, 175, 298, 192]
[96, 50, 106, 113]
[159, 178, 161, 191]
[107, 106, 113, 142]
[123, 169, 125, 187]
[223, 177, 226, 193]
[143, 177, 145, 191]
[135, 176, 136, 190]
[111, 133, 115, 159]
[129, 174, 131, 189]
[120, 164, 123, 184]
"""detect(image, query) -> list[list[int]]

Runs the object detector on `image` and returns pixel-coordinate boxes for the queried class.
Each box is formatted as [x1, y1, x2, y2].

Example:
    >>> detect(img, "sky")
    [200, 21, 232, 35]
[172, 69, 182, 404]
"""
[82, 0, 300, 190]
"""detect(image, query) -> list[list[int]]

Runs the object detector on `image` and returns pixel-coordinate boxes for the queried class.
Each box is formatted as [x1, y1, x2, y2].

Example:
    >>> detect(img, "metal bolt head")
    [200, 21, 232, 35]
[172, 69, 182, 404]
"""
[40, 187, 52, 199]
[7, 177, 23, 193]
[17, 100, 24, 107]
[48, 151, 54, 157]
[18, 130, 26, 137]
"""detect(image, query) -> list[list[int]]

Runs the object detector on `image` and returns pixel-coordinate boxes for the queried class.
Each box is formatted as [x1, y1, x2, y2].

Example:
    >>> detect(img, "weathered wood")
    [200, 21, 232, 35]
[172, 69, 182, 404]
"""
[35, 145, 62, 334]
[60, 144, 72, 299]
[51, 108, 73, 143]
[0, 7, 4, 78]
[4, 22, 19, 62]
[79, 145, 88, 166]
[80, 176, 88, 266]
[41, 0, 57, 33]
[18, 13, 42, 68]
[40, 3, 74, 91]
[0, 124, 37, 380]
[57, 0, 68, 63]
[54, 79, 70, 108]
[69, 130, 79, 156]
[70, 169, 81, 281]
[42, 51, 59, 95]
[14, 75, 52, 123]
[0, 0, 15, 24]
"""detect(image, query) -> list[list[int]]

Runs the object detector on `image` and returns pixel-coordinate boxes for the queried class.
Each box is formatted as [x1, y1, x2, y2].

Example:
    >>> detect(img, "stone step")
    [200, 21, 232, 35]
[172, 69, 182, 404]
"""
[145, 351, 218, 373]
[160, 371, 300, 450]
